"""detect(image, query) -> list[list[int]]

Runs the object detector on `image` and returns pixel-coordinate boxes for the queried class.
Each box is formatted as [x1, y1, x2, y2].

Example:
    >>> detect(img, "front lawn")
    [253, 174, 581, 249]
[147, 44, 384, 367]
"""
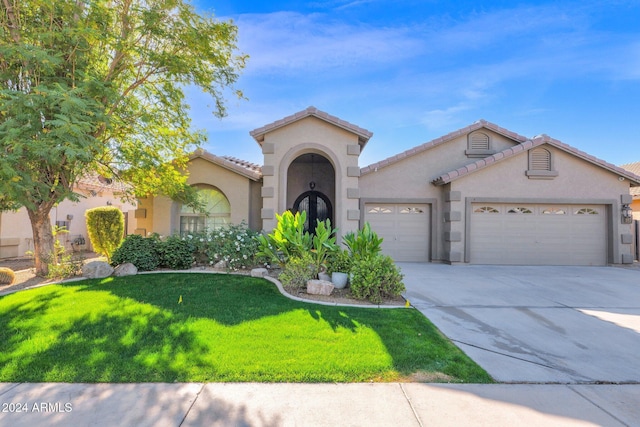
[0, 273, 492, 383]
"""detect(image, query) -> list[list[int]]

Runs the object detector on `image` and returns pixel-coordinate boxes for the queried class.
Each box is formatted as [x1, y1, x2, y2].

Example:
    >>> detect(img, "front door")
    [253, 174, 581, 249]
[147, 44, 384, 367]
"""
[293, 191, 332, 233]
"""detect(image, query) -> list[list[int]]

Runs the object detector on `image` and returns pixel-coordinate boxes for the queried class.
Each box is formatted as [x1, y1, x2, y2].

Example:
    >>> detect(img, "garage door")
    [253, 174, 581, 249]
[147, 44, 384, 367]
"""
[470, 204, 606, 266]
[364, 203, 430, 262]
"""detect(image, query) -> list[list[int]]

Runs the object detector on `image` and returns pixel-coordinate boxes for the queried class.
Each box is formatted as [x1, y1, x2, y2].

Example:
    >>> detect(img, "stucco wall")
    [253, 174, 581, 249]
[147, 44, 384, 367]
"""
[447, 146, 634, 264]
[358, 132, 521, 260]
[0, 192, 136, 258]
[261, 116, 361, 239]
[147, 157, 257, 237]
[631, 198, 640, 221]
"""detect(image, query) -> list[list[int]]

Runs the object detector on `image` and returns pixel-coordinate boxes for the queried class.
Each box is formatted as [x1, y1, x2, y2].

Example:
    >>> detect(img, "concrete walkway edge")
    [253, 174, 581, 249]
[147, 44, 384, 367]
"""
[1, 382, 638, 427]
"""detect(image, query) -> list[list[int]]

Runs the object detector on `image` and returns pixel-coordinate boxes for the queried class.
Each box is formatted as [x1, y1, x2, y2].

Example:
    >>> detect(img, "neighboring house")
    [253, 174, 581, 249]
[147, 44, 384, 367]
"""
[621, 162, 640, 220]
[142, 106, 640, 266]
[0, 174, 137, 259]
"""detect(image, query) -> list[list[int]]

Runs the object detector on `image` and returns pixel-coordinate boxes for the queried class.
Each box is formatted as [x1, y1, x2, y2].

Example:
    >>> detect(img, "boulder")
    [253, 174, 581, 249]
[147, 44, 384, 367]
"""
[214, 260, 227, 269]
[113, 262, 138, 277]
[251, 268, 268, 278]
[82, 261, 114, 279]
[306, 279, 334, 296]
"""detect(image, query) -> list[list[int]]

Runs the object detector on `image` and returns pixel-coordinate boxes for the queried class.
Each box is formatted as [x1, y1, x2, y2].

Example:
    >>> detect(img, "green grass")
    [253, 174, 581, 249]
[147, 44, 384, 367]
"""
[0, 273, 493, 383]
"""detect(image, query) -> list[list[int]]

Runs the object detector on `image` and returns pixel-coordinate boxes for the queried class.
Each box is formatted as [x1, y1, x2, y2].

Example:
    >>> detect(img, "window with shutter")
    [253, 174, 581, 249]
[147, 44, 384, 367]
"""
[465, 132, 494, 157]
[526, 147, 558, 179]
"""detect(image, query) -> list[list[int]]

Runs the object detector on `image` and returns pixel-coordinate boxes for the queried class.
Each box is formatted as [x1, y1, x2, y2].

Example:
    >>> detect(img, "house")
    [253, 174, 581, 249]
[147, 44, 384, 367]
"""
[0, 174, 138, 258]
[141, 106, 640, 266]
[621, 162, 640, 220]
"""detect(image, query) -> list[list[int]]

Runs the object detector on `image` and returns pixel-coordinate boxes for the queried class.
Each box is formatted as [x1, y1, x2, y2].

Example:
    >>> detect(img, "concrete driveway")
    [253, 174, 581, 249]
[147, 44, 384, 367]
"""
[398, 263, 640, 383]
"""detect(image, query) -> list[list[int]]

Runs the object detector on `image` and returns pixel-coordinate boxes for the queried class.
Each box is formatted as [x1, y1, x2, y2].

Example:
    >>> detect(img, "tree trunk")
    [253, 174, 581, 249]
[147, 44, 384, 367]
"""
[27, 206, 55, 277]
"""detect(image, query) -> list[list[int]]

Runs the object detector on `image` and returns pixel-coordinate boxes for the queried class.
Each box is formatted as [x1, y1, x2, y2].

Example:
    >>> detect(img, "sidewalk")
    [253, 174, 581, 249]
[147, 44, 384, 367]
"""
[1, 382, 638, 426]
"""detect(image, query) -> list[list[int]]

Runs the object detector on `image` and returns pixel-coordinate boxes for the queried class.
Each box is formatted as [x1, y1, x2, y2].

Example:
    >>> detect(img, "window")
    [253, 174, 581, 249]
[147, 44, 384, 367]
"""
[474, 206, 499, 213]
[367, 206, 393, 214]
[466, 132, 494, 157]
[542, 207, 566, 215]
[526, 147, 558, 179]
[507, 207, 533, 214]
[575, 208, 598, 215]
[180, 187, 230, 235]
[400, 207, 424, 214]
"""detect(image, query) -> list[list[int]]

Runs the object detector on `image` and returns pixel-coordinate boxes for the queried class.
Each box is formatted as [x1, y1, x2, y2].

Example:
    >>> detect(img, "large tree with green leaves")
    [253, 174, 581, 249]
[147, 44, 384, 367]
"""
[0, 0, 246, 275]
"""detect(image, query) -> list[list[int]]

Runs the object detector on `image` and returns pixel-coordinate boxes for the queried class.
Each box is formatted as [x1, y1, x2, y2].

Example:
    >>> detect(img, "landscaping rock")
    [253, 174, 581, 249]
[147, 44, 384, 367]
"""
[113, 262, 138, 277]
[251, 268, 268, 278]
[82, 261, 114, 279]
[307, 279, 334, 296]
[214, 260, 227, 269]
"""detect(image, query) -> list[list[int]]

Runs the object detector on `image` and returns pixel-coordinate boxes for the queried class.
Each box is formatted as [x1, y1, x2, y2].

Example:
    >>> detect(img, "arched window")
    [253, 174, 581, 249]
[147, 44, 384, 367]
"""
[180, 187, 230, 235]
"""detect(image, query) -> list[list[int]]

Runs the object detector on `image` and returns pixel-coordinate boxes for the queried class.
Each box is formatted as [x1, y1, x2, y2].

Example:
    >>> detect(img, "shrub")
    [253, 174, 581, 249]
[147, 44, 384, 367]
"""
[256, 211, 312, 267]
[85, 206, 124, 263]
[0, 267, 15, 285]
[278, 252, 318, 290]
[350, 255, 405, 304]
[43, 225, 83, 280]
[111, 234, 159, 271]
[200, 223, 261, 270]
[326, 250, 352, 274]
[343, 222, 383, 260]
[156, 235, 195, 270]
[310, 218, 339, 272]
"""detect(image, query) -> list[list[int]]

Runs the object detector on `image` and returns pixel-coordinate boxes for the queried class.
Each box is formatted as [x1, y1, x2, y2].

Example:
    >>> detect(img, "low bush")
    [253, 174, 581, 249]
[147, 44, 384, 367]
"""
[190, 222, 261, 270]
[326, 249, 352, 274]
[156, 235, 195, 270]
[0, 267, 15, 285]
[278, 252, 318, 290]
[350, 255, 405, 304]
[111, 234, 159, 271]
[343, 222, 383, 260]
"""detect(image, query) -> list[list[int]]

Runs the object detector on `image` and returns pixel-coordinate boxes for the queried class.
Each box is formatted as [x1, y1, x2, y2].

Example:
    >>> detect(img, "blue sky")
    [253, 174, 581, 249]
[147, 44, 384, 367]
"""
[187, 0, 640, 168]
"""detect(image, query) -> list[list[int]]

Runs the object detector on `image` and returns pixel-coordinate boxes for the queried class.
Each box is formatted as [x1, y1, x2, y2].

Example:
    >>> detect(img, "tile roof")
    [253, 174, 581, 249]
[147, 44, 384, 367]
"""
[76, 173, 130, 193]
[361, 119, 528, 175]
[621, 162, 640, 196]
[250, 106, 373, 147]
[432, 135, 640, 187]
[190, 149, 262, 181]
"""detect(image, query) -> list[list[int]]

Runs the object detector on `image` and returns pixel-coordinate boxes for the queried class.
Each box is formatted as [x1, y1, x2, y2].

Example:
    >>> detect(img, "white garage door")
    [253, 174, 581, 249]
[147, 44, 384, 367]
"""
[470, 204, 607, 266]
[364, 203, 430, 262]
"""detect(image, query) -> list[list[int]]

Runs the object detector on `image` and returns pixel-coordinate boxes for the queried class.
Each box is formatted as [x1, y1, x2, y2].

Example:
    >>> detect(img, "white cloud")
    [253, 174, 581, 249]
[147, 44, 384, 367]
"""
[234, 12, 422, 74]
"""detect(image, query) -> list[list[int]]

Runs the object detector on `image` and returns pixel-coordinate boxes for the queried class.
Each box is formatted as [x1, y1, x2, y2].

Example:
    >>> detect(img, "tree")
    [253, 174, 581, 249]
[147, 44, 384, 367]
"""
[0, 0, 246, 276]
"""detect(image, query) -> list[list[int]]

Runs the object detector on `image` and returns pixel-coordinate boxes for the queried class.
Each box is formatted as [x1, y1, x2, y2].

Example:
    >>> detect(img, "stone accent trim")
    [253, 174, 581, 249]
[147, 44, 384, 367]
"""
[347, 209, 360, 220]
[444, 211, 461, 222]
[347, 144, 361, 155]
[347, 166, 361, 177]
[347, 188, 360, 199]
[621, 233, 633, 244]
[261, 142, 275, 154]
[261, 187, 274, 198]
[445, 191, 461, 202]
[261, 208, 274, 219]
[262, 165, 275, 176]
[445, 231, 461, 242]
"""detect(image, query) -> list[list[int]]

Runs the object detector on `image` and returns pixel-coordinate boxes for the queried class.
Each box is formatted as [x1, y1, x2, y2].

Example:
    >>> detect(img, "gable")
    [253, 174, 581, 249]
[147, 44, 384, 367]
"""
[432, 136, 640, 190]
[250, 106, 373, 148]
[361, 119, 528, 176]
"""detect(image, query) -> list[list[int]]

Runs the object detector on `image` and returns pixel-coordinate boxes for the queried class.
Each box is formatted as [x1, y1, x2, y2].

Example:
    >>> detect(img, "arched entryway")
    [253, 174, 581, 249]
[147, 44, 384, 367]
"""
[287, 153, 335, 233]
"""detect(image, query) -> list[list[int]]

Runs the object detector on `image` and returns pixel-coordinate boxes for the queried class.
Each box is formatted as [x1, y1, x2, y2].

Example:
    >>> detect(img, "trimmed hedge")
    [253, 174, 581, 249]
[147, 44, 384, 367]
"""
[85, 206, 124, 262]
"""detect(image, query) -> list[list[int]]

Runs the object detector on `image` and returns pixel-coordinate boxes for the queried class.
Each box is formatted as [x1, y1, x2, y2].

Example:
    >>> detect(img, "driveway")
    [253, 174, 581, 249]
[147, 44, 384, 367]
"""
[398, 263, 640, 383]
